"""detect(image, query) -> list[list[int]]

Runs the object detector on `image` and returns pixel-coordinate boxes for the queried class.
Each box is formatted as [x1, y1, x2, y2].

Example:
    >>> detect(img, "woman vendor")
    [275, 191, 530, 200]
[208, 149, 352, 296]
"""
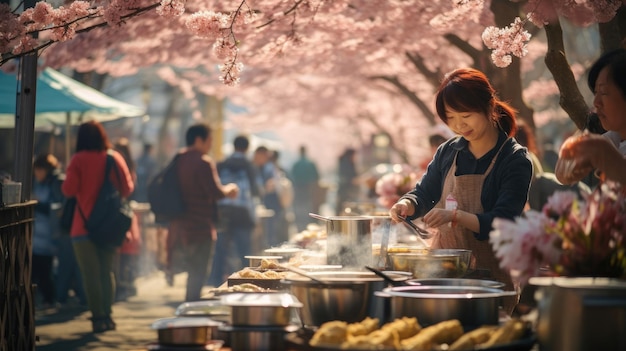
[388, 68, 533, 312]
[556, 48, 626, 185]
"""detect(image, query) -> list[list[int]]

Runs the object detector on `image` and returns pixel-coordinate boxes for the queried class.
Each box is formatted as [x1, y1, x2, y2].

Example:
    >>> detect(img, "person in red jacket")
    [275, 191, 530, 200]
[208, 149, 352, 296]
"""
[62, 121, 134, 333]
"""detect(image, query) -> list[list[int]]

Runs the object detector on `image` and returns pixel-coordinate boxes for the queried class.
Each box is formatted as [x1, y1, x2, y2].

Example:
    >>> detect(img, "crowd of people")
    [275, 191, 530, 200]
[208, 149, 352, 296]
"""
[26, 48, 626, 334]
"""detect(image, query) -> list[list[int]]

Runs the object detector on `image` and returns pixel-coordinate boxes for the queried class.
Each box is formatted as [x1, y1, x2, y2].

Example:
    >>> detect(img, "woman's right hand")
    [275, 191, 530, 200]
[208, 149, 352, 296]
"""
[389, 199, 414, 222]
[555, 133, 594, 185]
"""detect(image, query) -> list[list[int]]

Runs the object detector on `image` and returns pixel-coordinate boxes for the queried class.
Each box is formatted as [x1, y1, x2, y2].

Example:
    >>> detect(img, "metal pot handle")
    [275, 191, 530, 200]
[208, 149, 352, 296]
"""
[374, 291, 392, 298]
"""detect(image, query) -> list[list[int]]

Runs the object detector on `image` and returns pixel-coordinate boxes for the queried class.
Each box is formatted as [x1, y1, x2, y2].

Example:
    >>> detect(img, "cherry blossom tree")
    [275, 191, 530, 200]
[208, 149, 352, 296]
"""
[1, 0, 624, 165]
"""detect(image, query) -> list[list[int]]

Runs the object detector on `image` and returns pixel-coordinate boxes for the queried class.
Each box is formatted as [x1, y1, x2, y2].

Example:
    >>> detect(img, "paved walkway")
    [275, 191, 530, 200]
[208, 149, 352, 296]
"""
[34, 271, 190, 351]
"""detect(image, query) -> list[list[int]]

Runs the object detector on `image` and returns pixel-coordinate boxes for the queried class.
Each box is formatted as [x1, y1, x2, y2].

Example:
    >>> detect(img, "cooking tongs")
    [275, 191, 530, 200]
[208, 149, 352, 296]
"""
[398, 215, 433, 239]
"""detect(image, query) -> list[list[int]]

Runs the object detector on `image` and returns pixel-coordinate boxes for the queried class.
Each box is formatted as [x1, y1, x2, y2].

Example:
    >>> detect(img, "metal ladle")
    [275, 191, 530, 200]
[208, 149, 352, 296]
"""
[398, 215, 433, 239]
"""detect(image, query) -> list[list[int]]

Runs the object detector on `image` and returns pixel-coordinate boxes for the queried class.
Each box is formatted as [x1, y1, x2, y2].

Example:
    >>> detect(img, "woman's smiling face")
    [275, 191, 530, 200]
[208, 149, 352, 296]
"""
[445, 107, 491, 142]
[594, 66, 626, 135]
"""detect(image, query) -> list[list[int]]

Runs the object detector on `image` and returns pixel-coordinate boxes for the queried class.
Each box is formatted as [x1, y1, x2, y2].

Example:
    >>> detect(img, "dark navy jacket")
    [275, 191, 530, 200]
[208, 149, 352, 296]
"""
[402, 132, 532, 240]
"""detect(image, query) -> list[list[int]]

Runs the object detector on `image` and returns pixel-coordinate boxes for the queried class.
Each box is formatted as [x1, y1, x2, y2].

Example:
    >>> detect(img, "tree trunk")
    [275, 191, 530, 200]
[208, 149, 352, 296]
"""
[599, 5, 626, 52]
[544, 20, 589, 130]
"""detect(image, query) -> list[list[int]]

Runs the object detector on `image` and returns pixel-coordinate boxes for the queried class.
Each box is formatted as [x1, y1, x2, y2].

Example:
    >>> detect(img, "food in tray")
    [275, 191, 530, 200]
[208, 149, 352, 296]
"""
[234, 267, 287, 279]
[310, 320, 350, 347]
[307, 317, 529, 350]
[258, 258, 280, 270]
[205, 283, 271, 295]
[401, 319, 463, 350]
[381, 317, 422, 340]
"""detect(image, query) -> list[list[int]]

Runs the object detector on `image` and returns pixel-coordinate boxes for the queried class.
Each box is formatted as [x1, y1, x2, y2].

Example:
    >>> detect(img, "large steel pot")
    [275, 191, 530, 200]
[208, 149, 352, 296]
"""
[530, 277, 626, 351]
[282, 271, 407, 327]
[309, 214, 378, 268]
[152, 317, 223, 346]
[378, 285, 516, 328]
[219, 325, 299, 351]
[221, 292, 303, 327]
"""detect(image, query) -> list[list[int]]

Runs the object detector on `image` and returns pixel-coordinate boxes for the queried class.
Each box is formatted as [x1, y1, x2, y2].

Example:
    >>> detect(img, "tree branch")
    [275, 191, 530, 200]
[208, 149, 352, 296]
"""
[405, 51, 441, 87]
[370, 75, 436, 125]
[359, 113, 409, 163]
[444, 33, 480, 63]
[544, 19, 589, 130]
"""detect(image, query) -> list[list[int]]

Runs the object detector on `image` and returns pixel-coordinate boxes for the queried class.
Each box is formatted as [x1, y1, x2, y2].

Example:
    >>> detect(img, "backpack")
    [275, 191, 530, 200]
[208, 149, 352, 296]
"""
[148, 155, 185, 223]
[217, 164, 256, 226]
[78, 151, 133, 248]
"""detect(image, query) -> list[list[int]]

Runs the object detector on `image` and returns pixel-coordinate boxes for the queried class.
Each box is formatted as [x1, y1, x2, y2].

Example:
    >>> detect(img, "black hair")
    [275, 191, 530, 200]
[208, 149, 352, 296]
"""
[185, 123, 211, 146]
[587, 48, 626, 98]
[76, 120, 111, 152]
[33, 154, 59, 174]
[233, 135, 250, 151]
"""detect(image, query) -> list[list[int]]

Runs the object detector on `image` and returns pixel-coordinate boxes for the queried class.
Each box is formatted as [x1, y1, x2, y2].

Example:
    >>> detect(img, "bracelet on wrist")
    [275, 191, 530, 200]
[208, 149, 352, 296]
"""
[451, 208, 458, 228]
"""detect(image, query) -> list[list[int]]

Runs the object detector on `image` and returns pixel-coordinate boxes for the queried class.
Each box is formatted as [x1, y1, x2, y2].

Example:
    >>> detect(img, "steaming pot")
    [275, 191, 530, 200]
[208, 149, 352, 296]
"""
[530, 277, 626, 351]
[309, 214, 386, 268]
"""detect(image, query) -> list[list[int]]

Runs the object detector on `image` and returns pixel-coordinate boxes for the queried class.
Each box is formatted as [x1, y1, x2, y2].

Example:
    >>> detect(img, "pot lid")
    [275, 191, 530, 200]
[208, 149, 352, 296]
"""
[220, 292, 303, 308]
[151, 316, 223, 330]
[175, 300, 230, 317]
[382, 285, 517, 299]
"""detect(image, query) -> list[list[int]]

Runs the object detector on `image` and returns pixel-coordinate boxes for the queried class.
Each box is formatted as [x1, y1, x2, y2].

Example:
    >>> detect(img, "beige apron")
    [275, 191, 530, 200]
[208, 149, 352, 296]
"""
[430, 140, 517, 312]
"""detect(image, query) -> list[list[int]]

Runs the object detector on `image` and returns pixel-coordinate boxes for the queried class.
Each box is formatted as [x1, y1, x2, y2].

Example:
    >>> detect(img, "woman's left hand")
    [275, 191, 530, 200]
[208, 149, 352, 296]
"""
[423, 208, 454, 228]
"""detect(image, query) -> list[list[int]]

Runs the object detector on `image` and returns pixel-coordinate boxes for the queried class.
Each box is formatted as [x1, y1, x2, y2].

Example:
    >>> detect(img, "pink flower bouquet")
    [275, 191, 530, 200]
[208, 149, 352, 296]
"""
[375, 165, 420, 209]
[490, 182, 626, 284]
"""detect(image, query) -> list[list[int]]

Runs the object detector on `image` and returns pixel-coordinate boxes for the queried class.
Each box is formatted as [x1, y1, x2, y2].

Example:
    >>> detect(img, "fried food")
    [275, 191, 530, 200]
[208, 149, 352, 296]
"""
[236, 268, 285, 279]
[310, 321, 348, 347]
[381, 317, 422, 340]
[341, 329, 399, 350]
[448, 326, 497, 350]
[401, 319, 464, 351]
[479, 319, 526, 347]
[259, 258, 279, 269]
[347, 317, 380, 337]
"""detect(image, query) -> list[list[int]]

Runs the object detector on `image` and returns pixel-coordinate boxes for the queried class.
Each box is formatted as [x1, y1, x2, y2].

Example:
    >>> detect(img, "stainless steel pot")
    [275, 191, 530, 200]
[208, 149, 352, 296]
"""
[378, 285, 516, 328]
[309, 214, 377, 268]
[151, 317, 223, 346]
[221, 292, 303, 327]
[282, 271, 407, 327]
[219, 325, 299, 351]
[530, 277, 626, 351]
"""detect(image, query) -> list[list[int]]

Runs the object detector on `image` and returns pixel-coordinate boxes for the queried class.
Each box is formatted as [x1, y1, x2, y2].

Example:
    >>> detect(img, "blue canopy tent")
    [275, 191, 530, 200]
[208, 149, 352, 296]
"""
[0, 67, 146, 163]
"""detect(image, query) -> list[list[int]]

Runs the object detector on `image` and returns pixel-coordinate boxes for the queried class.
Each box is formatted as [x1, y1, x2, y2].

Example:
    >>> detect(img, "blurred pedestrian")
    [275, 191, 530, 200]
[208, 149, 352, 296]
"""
[290, 145, 320, 232]
[133, 143, 157, 203]
[208, 135, 260, 286]
[167, 123, 238, 301]
[62, 121, 135, 333]
[32, 154, 64, 309]
[336, 148, 359, 215]
[113, 138, 142, 301]
[253, 146, 285, 248]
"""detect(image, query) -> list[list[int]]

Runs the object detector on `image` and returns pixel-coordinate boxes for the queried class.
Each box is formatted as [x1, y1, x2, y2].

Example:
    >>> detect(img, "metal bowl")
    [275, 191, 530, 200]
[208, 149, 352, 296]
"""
[152, 317, 224, 346]
[389, 251, 467, 279]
